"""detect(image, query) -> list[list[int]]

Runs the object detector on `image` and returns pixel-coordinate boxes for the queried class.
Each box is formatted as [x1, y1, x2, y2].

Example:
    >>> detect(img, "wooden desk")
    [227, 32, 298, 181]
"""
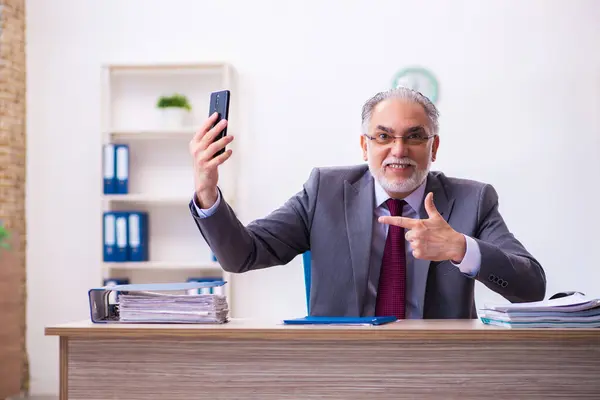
[45, 319, 600, 399]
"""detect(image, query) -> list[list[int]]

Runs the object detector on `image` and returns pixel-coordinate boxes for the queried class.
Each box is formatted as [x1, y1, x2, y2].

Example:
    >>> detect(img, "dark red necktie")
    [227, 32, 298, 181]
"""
[375, 199, 406, 319]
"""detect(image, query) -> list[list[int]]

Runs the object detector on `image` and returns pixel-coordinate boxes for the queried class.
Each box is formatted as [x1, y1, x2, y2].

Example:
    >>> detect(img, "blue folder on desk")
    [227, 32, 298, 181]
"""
[283, 316, 397, 326]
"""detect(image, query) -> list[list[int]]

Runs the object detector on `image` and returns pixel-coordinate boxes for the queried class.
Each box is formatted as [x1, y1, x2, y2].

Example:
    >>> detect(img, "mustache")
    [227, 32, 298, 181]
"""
[382, 157, 417, 167]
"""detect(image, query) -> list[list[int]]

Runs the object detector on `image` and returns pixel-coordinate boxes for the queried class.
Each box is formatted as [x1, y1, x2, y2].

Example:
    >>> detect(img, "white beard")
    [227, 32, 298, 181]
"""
[368, 144, 432, 194]
[372, 161, 430, 194]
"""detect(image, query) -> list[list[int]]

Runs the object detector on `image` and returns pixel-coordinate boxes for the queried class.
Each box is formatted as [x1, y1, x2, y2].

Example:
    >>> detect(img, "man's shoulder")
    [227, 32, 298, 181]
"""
[429, 171, 494, 199]
[310, 164, 371, 185]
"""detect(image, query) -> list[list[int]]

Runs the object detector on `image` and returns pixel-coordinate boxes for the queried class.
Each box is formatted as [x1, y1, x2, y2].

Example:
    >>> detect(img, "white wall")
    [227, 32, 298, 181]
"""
[26, 0, 600, 395]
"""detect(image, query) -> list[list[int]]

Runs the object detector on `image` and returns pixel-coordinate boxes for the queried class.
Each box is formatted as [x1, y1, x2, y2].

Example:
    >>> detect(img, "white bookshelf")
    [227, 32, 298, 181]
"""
[100, 62, 237, 314]
[103, 261, 221, 271]
[103, 194, 191, 205]
[108, 128, 197, 141]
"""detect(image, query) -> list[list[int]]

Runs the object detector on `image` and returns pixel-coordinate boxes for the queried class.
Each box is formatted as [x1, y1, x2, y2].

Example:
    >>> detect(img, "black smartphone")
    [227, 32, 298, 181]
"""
[208, 90, 231, 158]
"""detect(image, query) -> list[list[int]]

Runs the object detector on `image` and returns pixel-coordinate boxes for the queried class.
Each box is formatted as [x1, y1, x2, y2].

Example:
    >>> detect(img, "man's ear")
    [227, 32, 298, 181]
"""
[360, 135, 368, 161]
[431, 135, 440, 162]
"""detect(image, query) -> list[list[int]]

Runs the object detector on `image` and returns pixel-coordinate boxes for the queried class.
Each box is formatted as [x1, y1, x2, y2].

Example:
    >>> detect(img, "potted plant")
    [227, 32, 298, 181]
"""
[156, 93, 192, 129]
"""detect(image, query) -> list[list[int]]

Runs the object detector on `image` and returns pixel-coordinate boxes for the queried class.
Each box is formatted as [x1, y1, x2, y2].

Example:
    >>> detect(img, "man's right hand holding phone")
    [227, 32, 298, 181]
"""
[189, 112, 234, 209]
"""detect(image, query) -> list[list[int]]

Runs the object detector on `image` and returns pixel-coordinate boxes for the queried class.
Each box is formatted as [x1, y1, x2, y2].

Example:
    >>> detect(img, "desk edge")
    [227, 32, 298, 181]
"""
[44, 326, 600, 341]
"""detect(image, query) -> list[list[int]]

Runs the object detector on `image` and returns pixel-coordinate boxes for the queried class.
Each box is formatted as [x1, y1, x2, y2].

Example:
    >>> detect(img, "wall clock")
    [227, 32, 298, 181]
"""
[391, 67, 439, 104]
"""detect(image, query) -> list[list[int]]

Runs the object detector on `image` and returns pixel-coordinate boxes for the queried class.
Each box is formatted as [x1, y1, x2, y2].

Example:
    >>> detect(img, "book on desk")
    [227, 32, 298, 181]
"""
[283, 316, 397, 326]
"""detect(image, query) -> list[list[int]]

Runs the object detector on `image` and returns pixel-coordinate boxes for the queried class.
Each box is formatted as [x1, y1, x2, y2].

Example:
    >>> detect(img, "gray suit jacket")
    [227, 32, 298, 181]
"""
[189, 164, 546, 319]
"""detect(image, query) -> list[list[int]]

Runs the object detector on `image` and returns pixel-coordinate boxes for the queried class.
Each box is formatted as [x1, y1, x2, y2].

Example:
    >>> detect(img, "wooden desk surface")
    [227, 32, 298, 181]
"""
[45, 318, 600, 341]
[47, 318, 600, 399]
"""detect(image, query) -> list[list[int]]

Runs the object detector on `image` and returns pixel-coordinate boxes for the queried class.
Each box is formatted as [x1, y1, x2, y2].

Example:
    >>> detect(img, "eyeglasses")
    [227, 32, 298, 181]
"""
[364, 132, 436, 146]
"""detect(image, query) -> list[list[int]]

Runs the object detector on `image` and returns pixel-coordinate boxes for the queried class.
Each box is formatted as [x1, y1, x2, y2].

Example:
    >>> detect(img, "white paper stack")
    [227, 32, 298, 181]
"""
[118, 291, 229, 324]
[479, 292, 600, 328]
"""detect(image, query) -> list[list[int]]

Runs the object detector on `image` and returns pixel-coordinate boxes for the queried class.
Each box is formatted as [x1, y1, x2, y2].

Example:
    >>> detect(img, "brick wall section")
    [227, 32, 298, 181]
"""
[0, 0, 28, 396]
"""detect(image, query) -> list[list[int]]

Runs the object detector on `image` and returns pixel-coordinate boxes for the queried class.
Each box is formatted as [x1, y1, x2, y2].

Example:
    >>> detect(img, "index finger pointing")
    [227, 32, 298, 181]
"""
[378, 215, 420, 229]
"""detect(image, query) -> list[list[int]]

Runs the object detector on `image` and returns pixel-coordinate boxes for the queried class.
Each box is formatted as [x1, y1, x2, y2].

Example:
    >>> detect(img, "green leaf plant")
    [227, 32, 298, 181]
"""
[156, 93, 192, 111]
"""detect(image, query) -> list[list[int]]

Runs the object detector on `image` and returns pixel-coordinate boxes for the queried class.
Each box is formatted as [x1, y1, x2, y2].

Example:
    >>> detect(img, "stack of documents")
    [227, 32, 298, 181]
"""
[88, 281, 230, 324]
[480, 292, 600, 328]
[118, 291, 229, 323]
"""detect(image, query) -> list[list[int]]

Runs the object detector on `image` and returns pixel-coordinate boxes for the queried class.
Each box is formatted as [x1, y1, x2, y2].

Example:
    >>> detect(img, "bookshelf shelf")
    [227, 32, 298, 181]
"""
[100, 62, 237, 315]
[103, 261, 222, 271]
[107, 63, 226, 76]
[108, 128, 197, 141]
[102, 194, 191, 205]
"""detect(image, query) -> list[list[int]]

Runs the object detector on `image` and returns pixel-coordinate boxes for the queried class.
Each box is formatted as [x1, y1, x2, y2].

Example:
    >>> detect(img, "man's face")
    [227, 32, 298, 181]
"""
[360, 98, 439, 197]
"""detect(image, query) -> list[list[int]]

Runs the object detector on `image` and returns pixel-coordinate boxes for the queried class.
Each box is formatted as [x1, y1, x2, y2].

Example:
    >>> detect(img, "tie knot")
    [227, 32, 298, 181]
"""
[386, 198, 405, 217]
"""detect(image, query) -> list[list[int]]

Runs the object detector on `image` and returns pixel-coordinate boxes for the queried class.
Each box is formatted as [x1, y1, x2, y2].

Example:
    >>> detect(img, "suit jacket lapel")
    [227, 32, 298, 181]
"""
[344, 170, 374, 316]
[421, 172, 454, 221]
[414, 173, 456, 315]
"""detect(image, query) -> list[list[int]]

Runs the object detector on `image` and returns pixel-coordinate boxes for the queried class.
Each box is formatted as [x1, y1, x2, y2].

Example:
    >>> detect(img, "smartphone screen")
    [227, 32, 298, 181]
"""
[208, 90, 230, 158]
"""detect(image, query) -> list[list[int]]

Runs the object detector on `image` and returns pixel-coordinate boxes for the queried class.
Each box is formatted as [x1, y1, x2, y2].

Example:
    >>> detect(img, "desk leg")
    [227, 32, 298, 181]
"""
[59, 337, 68, 400]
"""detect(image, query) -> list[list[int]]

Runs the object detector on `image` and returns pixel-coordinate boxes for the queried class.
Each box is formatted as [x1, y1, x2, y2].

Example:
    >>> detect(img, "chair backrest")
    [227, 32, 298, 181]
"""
[302, 251, 312, 313]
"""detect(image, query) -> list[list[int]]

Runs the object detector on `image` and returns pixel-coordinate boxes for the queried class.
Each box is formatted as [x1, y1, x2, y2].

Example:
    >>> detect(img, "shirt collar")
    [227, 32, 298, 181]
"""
[373, 175, 427, 215]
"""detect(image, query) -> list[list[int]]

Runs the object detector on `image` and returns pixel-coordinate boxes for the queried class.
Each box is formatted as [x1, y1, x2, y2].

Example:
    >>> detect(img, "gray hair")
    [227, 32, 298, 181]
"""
[361, 87, 439, 135]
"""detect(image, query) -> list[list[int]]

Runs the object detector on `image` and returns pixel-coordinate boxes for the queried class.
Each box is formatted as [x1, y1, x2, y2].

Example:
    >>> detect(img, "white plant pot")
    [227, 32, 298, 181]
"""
[159, 108, 188, 129]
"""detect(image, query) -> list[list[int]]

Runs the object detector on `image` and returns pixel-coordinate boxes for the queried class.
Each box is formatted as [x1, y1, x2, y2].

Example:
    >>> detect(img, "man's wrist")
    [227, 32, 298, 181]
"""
[195, 188, 218, 209]
[449, 232, 467, 263]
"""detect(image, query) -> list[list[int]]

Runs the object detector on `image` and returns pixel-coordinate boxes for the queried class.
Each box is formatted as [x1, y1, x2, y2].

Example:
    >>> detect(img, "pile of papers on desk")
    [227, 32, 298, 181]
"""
[479, 292, 600, 328]
[118, 291, 229, 324]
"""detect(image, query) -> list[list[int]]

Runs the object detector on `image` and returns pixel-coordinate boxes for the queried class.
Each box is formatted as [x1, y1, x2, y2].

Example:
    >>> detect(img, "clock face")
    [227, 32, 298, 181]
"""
[391, 67, 439, 104]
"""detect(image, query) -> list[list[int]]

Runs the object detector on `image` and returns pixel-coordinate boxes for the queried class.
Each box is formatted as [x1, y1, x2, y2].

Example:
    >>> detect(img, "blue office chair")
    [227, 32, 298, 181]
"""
[302, 251, 312, 314]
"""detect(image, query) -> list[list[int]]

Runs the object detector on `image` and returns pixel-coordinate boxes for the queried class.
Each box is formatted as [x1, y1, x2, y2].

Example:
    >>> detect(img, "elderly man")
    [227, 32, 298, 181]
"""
[188, 87, 546, 319]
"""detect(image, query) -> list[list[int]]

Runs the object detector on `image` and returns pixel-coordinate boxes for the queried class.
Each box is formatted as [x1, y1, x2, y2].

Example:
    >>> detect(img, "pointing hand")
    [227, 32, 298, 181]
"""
[378, 192, 466, 262]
